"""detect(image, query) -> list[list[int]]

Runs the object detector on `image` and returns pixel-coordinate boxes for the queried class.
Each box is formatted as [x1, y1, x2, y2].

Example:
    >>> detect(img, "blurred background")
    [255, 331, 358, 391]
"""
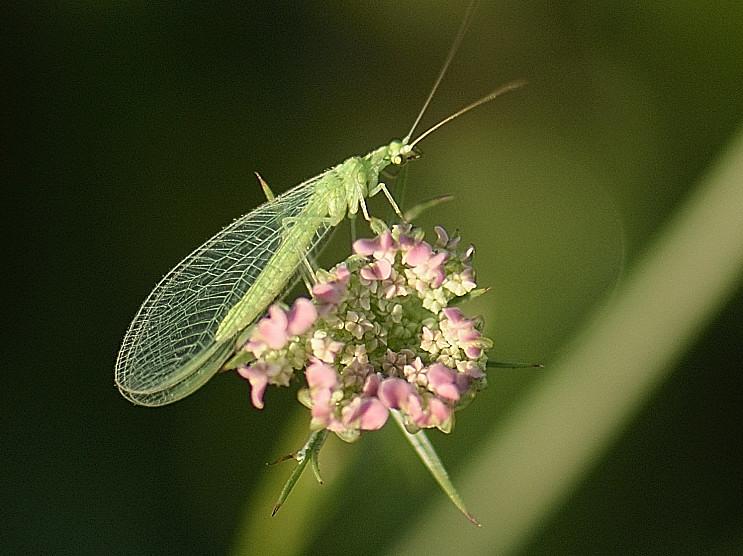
[6, 1, 743, 554]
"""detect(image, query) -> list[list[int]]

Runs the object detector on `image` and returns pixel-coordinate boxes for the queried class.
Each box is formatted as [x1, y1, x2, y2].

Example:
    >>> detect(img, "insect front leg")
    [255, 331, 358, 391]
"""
[369, 182, 404, 220]
[358, 197, 371, 221]
[349, 212, 358, 243]
[258, 174, 319, 289]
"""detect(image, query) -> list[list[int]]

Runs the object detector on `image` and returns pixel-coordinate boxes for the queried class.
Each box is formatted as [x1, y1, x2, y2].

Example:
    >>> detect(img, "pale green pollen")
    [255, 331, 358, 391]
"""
[437, 353, 458, 369]
[422, 289, 449, 313]
[420, 326, 440, 355]
[443, 273, 476, 296]
[358, 292, 372, 311]
[358, 278, 380, 295]
[310, 330, 344, 363]
[256, 357, 295, 387]
[403, 357, 428, 387]
[389, 304, 404, 323]
[344, 310, 374, 339]
[286, 341, 307, 368]
[365, 338, 380, 353]
[340, 344, 368, 366]
[381, 348, 417, 376]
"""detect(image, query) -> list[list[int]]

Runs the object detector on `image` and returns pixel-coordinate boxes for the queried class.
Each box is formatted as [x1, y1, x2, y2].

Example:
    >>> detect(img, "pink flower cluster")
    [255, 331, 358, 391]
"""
[237, 298, 317, 409]
[237, 224, 490, 440]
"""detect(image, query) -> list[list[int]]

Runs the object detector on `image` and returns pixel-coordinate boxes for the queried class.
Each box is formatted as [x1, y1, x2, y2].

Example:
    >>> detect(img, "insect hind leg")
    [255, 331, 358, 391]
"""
[260, 177, 328, 291]
[254, 172, 276, 201]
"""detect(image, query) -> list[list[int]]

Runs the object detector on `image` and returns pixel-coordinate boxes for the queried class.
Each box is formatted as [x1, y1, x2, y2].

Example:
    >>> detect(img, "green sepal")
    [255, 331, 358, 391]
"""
[235, 323, 256, 351]
[223, 350, 254, 371]
[449, 287, 490, 305]
[453, 389, 478, 412]
[342, 254, 370, 272]
[369, 216, 389, 235]
[334, 428, 361, 443]
[271, 429, 328, 516]
[309, 447, 324, 484]
[436, 414, 454, 434]
[297, 388, 312, 409]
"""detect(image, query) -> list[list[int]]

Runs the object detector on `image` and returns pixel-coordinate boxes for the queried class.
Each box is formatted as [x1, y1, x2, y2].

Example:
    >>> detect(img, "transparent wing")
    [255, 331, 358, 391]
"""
[115, 171, 335, 406]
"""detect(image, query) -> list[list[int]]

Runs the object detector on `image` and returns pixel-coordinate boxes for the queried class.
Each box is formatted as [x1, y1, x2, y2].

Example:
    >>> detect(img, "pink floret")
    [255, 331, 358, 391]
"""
[306, 359, 338, 389]
[312, 265, 351, 306]
[257, 305, 289, 350]
[358, 398, 389, 430]
[404, 242, 433, 267]
[360, 259, 392, 281]
[427, 363, 460, 401]
[342, 397, 389, 430]
[427, 397, 451, 425]
[362, 373, 381, 397]
[287, 298, 317, 336]
[442, 307, 466, 325]
[378, 378, 416, 409]
[353, 231, 396, 261]
[353, 238, 377, 256]
[237, 365, 269, 409]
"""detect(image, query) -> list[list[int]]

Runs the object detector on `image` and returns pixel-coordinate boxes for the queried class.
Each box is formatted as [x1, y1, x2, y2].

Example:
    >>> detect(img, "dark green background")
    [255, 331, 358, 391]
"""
[6, 1, 743, 554]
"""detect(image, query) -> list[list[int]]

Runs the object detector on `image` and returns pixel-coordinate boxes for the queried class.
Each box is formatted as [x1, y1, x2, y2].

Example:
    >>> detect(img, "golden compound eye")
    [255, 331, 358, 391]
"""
[392, 155, 402, 165]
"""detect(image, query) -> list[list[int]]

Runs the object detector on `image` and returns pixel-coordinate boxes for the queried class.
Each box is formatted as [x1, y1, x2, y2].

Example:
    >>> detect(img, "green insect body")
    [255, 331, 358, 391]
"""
[216, 143, 406, 342]
[115, 3, 525, 530]
[115, 141, 415, 406]
[114, 0, 523, 407]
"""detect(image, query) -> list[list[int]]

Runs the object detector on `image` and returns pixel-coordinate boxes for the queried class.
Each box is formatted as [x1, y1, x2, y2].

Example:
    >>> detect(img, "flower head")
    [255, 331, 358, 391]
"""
[238, 224, 491, 441]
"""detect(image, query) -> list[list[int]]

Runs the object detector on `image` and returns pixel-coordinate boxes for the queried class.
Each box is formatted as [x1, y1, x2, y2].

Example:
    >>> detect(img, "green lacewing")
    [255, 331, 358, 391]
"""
[115, 4, 524, 406]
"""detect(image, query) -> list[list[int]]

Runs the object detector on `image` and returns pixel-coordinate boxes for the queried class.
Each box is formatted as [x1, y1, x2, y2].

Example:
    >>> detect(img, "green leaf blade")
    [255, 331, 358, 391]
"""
[391, 410, 480, 526]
